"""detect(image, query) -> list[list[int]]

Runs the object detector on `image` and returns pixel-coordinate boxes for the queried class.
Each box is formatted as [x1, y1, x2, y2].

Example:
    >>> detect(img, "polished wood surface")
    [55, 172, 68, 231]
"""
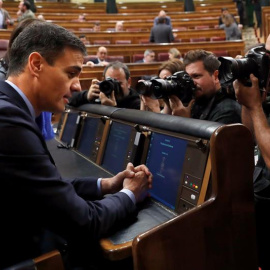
[85, 41, 245, 61]
[34, 250, 65, 270]
[132, 124, 258, 270]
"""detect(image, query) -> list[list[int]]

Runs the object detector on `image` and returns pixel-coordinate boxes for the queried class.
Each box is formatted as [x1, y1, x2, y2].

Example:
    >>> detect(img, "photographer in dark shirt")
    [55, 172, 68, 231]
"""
[69, 61, 140, 109]
[166, 50, 241, 124]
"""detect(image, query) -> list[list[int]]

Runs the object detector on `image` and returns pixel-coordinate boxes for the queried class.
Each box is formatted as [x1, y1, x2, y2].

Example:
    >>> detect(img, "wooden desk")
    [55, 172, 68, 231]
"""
[85, 41, 245, 61]
[45, 17, 224, 32]
[25, 10, 238, 22]
[262, 6, 270, 40]
[72, 29, 226, 44]
[53, 106, 257, 268]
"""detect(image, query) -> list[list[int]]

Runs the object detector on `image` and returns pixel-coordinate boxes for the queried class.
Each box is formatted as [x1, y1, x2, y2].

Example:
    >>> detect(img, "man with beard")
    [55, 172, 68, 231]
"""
[69, 61, 140, 109]
[167, 49, 241, 124]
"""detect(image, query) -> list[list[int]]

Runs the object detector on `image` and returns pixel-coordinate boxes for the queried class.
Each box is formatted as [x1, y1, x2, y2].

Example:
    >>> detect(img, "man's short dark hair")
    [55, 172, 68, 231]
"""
[103, 61, 130, 80]
[23, 1, 31, 10]
[157, 17, 166, 24]
[8, 21, 87, 77]
[183, 50, 220, 75]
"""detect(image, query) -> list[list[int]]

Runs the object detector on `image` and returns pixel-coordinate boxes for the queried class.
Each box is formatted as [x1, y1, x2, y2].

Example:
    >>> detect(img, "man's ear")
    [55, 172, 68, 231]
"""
[28, 52, 43, 77]
[213, 69, 219, 82]
[127, 77, 131, 88]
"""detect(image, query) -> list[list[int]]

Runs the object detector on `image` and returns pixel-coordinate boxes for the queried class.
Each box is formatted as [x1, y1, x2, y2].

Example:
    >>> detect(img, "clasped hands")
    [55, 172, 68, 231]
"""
[101, 162, 153, 203]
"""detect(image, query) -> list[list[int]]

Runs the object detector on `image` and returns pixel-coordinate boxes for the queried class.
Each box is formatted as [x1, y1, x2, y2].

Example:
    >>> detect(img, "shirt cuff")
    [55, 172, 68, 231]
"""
[120, 188, 136, 205]
[97, 178, 102, 197]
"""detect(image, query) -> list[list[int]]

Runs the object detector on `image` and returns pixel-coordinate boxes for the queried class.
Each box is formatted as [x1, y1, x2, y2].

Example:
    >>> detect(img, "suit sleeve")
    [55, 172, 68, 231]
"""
[0, 102, 137, 244]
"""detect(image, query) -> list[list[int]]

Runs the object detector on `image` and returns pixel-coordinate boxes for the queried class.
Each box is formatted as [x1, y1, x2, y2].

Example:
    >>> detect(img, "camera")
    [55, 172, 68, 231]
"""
[99, 77, 122, 97]
[136, 71, 196, 104]
[218, 45, 270, 89]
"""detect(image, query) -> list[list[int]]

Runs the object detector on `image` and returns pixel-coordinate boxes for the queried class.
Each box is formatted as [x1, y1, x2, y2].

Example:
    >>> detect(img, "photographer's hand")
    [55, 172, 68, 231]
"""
[87, 79, 101, 101]
[233, 74, 265, 110]
[100, 91, 117, 107]
[234, 74, 270, 168]
[169, 95, 194, 118]
[140, 95, 161, 112]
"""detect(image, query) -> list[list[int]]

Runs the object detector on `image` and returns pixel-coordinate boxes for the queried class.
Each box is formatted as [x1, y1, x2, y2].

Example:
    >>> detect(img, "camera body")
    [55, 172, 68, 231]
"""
[99, 77, 122, 97]
[218, 45, 270, 89]
[136, 71, 196, 104]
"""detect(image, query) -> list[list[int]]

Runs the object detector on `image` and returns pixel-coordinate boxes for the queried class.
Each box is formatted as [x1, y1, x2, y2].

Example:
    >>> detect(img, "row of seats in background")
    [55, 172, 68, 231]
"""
[83, 36, 226, 46]
[82, 49, 229, 65]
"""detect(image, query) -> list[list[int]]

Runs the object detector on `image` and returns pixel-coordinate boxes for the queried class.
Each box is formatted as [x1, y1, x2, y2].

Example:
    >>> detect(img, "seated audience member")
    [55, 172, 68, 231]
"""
[136, 49, 156, 63]
[154, 10, 172, 27]
[140, 58, 184, 112]
[168, 48, 183, 61]
[77, 14, 86, 22]
[69, 61, 141, 110]
[0, 21, 152, 270]
[17, 0, 36, 22]
[0, 0, 14, 29]
[115, 20, 124, 32]
[167, 50, 241, 124]
[0, 18, 54, 141]
[233, 35, 270, 270]
[93, 21, 101, 32]
[86, 46, 109, 67]
[219, 14, 242, 40]
[150, 17, 174, 43]
[79, 34, 90, 45]
[219, 7, 241, 27]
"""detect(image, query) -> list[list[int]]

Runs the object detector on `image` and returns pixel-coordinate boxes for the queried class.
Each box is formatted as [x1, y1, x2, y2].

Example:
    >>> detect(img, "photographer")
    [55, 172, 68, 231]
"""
[69, 61, 140, 109]
[168, 50, 241, 124]
[139, 58, 185, 112]
[233, 38, 270, 269]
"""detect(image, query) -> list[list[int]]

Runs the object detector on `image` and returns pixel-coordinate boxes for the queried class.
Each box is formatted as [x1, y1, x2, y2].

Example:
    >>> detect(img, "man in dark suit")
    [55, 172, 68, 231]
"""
[135, 49, 156, 63]
[149, 17, 174, 43]
[0, 21, 152, 270]
[153, 10, 171, 26]
[85, 46, 109, 67]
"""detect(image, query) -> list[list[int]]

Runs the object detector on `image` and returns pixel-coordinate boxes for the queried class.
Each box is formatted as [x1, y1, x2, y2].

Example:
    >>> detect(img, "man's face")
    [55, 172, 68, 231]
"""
[97, 47, 107, 61]
[185, 61, 218, 101]
[37, 47, 83, 113]
[145, 53, 155, 63]
[18, 1, 25, 12]
[93, 25, 100, 32]
[105, 67, 130, 97]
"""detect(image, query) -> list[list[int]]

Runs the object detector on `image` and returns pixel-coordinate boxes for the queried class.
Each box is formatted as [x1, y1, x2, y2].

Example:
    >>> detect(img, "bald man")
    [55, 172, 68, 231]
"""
[86, 46, 109, 67]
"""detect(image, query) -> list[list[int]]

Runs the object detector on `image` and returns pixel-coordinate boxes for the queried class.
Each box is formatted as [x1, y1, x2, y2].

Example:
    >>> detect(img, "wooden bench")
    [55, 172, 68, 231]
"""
[71, 28, 226, 44]
[85, 41, 245, 62]
[25, 10, 238, 22]
[39, 17, 226, 32]
[262, 6, 270, 40]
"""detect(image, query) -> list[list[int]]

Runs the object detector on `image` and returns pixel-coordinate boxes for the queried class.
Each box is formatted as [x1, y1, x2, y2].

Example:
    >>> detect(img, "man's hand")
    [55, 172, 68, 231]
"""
[87, 79, 100, 101]
[100, 168, 135, 195]
[169, 95, 195, 117]
[123, 162, 153, 203]
[233, 74, 266, 111]
[100, 91, 117, 107]
[140, 95, 161, 112]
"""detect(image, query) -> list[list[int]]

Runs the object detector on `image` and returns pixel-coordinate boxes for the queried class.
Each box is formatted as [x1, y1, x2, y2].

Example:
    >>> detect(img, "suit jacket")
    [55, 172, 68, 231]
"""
[153, 16, 171, 26]
[149, 23, 174, 43]
[0, 81, 136, 269]
[0, 8, 13, 29]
